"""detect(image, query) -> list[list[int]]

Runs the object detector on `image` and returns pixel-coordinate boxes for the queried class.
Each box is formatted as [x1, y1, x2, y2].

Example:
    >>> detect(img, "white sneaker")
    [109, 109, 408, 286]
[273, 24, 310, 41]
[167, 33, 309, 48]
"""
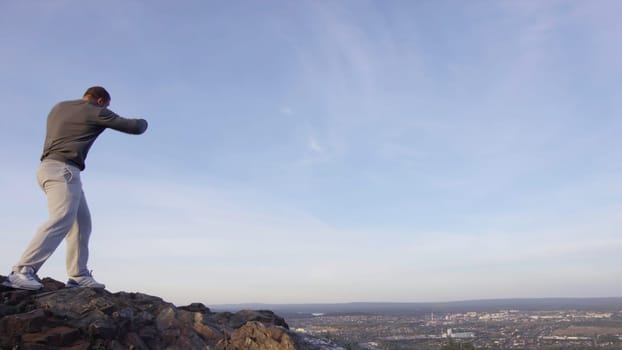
[2, 266, 44, 290]
[67, 272, 106, 289]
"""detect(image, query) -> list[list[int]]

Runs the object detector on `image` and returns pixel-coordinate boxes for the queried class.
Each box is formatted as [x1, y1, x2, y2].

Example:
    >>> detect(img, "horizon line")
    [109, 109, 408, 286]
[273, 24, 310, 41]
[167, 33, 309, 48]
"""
[211, 296, 622, 307]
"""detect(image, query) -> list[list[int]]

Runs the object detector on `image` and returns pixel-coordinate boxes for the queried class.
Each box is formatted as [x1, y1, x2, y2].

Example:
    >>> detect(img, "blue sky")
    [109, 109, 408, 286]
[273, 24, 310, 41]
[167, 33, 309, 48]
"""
[1, 1, 621, 305]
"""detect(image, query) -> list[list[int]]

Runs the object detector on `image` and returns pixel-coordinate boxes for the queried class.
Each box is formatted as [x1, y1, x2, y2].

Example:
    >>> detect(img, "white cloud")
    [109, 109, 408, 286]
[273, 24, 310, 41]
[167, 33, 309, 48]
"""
[280, 106, 293, 115]
[308, 137, 323, 153]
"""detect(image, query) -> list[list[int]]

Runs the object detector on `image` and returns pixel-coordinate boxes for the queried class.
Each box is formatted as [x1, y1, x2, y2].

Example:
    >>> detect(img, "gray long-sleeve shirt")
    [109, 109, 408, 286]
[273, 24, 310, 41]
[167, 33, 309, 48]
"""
[40, 99, 148, 170]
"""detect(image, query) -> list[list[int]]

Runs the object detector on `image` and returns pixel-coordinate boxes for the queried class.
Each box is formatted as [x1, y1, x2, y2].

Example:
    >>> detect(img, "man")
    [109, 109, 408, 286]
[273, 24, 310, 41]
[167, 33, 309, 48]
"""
[3, 86, 148, 290]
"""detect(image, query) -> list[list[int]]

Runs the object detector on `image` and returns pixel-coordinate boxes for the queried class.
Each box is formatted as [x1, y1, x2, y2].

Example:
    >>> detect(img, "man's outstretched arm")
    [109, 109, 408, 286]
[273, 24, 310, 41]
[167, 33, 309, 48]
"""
[96, 109, 148, 135]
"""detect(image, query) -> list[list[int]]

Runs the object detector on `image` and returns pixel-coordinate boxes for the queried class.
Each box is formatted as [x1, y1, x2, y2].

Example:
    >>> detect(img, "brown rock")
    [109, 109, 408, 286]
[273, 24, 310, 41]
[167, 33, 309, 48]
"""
[228, 310, 289, 329]
[107, 339, 127, 350]
[88, 318, 117, 339]
[223, 321, 295, 350]
[194, 315, 225, 342]
[21, 326, 80, 346]
[3, 289, 34, 304]
[20, 343, 55, 350]
[35, 288, 114, 318]
[179, 302, 211, 314]
[0, 303, 19, 317]
[177, 309, 224, 343]
[62, 340, 91, 350]
[138, 325, 158, 339]
[0, 308, 47, 335]
[155, 305, 180, 331]
[124, 332, 149, 350]
[40, 277, 66, 291]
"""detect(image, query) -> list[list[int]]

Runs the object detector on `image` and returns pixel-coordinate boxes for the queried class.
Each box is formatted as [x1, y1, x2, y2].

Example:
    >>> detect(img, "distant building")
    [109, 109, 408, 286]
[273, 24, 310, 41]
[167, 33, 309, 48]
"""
[444, 328, 475, 339]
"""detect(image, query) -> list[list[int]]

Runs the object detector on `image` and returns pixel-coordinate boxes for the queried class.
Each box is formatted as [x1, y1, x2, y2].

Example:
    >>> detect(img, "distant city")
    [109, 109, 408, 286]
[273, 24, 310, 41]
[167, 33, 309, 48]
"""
[214, 298, 622, 349]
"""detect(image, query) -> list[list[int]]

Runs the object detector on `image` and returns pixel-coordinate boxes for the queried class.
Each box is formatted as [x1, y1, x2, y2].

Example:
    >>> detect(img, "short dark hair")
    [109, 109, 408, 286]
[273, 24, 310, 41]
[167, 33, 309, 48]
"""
[83, 86, 111, 102]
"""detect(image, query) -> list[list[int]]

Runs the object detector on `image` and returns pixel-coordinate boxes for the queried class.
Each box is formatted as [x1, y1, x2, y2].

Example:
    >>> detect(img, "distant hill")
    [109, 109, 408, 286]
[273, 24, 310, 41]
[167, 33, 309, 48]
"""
[213, 297, 622, 317]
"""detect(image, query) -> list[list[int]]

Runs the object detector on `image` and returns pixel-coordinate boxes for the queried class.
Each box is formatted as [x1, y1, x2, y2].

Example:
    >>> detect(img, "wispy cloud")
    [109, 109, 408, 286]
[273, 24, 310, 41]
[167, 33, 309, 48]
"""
[280, 106, 292, 115]
[308, 136, 323, 153]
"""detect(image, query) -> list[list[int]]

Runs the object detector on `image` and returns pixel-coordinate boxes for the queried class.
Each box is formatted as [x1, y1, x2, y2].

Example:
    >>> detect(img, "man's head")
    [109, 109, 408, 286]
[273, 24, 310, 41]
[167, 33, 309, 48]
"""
[83, 86, 111, 108]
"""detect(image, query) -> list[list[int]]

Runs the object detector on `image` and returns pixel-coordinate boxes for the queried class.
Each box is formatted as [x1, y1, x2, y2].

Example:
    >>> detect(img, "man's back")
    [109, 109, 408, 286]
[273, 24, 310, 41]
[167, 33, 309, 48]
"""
[41, 99, 147, 170]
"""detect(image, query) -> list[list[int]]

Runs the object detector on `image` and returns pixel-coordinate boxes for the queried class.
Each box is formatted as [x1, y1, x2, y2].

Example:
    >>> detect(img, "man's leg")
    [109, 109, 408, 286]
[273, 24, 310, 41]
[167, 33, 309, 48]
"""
[65, 191, 92, 278]
[13, 161, 82, 273]
[64, 188, 105, 289]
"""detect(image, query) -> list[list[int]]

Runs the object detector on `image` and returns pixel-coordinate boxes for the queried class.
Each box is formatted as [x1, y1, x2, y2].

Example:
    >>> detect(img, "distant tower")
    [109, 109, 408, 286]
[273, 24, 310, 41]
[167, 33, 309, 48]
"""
[431, 312, 435, 321]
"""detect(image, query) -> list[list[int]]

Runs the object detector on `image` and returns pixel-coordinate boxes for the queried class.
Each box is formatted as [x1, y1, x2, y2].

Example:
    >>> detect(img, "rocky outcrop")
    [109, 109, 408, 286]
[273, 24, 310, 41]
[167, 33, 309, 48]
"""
[0, 275, 330, 350]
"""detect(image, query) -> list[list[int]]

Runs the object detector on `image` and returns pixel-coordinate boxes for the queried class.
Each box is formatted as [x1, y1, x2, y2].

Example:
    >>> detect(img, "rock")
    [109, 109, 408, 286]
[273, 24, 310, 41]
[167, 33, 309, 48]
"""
[125, 331, 149, 350]
[177, 309, 224, 343]
[219, 321, 296, 350]
[228, 310, 289, 329]
[107, 339, 127, 350]
[88, 317, 118, 339]
[0, 274, 330, 349]
[63, 340, 91, 350]
[138, 325, 158, 340]
[113, 306, 134, 320]
[40, 277, 66, 291]
[21, 326, 80, 346]
[155, 305, 180, 331]
[0, 303, 19, 317]
[0, 308, 47, 335]
[179, 302, 211, 314]
[35, 288, 114, 318]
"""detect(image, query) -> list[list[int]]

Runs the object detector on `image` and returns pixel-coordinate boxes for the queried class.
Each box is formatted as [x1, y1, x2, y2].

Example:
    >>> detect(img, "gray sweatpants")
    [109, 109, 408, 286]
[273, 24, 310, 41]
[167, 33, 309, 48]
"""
[13, 159, 91, 277]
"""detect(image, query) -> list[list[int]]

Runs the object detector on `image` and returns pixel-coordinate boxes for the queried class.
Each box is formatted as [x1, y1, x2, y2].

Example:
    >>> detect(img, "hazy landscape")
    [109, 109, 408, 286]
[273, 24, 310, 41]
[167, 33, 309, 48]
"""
[215, 298, 622, 315]
[216, 298, 622, 349]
